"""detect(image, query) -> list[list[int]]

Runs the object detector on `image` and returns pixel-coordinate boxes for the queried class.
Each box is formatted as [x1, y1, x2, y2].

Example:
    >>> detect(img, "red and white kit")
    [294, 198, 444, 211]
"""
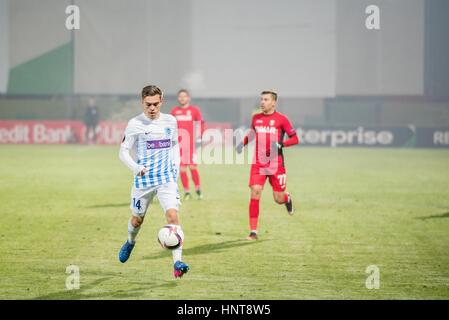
[170, 105, 204, 166]
[245, 111, 298, 191]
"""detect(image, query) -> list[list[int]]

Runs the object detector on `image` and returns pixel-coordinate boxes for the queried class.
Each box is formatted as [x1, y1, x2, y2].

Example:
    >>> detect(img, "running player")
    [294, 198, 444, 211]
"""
[171, 89, 204, 200]
[236, 90, 299, 240]
[118, 85, 189, 278]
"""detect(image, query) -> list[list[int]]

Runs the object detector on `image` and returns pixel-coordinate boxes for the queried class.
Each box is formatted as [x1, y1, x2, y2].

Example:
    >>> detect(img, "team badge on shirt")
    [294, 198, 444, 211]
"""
[165, 127, 172, 137]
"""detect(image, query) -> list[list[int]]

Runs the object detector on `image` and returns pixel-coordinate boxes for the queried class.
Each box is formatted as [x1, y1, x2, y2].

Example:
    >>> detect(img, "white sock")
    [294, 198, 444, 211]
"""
[127, 219, 141, 244]
[172, 225, 183, 263]
[172, 246, 183, 264]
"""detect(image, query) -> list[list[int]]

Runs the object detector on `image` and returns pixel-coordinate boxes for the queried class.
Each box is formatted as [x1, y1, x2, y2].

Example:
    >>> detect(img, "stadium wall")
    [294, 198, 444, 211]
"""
[73, 0, 337, 97]
[7, 0, 73, 94]
[424, 0, 449, 99]
[2, 0, 429, 97]
[0, 0, 434, 97]
[0, 0, 9, 94]
[0, 0, 447, 141]
[336, 0, 425, 96]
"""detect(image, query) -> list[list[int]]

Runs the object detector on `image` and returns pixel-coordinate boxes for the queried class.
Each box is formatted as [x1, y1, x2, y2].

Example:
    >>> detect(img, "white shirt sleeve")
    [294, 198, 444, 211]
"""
[119, 120, 144, 176]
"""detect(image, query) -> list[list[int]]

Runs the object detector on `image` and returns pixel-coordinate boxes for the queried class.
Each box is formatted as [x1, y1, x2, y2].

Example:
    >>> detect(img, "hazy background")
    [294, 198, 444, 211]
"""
[0, 0, 448, 131]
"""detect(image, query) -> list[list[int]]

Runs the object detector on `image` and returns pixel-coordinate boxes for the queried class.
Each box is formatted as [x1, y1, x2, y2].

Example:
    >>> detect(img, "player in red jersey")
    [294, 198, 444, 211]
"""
[236, 90, 299, 240]
[171, 89, 204, 200]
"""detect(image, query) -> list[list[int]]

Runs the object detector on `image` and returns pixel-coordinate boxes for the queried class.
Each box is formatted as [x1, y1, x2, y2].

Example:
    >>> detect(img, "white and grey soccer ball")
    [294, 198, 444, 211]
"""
[157, 224, 184, 250]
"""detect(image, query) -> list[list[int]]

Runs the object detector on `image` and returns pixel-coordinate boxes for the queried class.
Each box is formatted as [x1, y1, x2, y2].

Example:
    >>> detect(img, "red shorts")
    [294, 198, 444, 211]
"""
[249, 165, 287, 192]
[180, 144, 197, 166]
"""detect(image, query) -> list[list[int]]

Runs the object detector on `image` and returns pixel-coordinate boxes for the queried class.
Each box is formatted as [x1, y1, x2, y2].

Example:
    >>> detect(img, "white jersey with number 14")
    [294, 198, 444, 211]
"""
[121, 112, 180, 189]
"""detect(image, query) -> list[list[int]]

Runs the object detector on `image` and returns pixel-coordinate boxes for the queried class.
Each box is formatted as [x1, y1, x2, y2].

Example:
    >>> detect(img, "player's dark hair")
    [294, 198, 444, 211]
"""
[177, 88, 190, 96]
[141, 85, 163, 99]
[261, 90, 278, 101]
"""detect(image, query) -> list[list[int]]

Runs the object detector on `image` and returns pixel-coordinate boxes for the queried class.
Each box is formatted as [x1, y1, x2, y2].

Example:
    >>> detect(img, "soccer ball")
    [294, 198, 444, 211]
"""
[157, 224, 184, 250]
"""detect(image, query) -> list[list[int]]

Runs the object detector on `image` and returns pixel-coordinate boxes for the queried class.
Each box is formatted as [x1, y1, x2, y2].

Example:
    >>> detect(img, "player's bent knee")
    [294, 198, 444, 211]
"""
[131, 215, 144, 227]
[165, 209, 179, 224]
[273, 192, 285, 204]
[250, 186, 263, 199]
[252, 193, 262, 200]
[274, 197, 284, 204]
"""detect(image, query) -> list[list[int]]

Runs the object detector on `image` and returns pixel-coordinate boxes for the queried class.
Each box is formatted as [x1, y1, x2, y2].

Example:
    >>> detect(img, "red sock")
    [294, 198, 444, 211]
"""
[249, 199, 260, 231]
[180, 170, 189, 191]
[191, 168, 201, 190]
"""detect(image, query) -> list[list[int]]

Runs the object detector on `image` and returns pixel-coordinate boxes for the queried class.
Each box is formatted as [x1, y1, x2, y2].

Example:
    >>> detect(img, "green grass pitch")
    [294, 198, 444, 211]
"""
[0, 145, 448, 299]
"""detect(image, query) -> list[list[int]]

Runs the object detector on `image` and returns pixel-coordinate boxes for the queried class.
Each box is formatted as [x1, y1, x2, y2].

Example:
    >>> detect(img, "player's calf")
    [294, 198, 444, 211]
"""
[247, 185, 263, 239]
[273, 191, 294, 215]
[131, 215, 144, 227]
[119, 216, 144, 263]
[285, 192, 294, 215]
[273, 191, 287, 204]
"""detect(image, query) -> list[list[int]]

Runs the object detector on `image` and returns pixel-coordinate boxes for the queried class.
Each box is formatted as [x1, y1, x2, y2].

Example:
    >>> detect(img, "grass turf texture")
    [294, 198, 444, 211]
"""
[0, 145, 448, 299]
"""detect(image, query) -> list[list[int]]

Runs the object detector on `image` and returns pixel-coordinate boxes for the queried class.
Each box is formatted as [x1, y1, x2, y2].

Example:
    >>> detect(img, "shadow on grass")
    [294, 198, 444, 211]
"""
[417, 211, 449, 220]
[143, 239, 266, 261]
[32, 275, 178, 300]
[85, 203, 129, 209]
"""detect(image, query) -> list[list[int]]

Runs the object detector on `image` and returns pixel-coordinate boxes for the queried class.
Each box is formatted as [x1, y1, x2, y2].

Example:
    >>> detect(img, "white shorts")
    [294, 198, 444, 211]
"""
[130, 182, 181, 217]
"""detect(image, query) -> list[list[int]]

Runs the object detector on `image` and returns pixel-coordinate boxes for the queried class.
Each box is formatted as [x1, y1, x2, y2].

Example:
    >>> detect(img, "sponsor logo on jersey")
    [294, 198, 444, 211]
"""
[255, 126, 278, 134]
[146, 139, 171, 149]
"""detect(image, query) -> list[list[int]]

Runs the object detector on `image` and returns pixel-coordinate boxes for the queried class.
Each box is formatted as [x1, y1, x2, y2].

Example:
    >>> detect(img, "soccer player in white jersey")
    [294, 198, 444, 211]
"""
[118, 85, 189, 278]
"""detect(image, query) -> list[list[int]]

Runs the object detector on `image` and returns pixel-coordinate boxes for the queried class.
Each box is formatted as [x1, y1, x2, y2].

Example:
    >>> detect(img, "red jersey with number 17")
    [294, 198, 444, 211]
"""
[250, 111, 296, 169]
